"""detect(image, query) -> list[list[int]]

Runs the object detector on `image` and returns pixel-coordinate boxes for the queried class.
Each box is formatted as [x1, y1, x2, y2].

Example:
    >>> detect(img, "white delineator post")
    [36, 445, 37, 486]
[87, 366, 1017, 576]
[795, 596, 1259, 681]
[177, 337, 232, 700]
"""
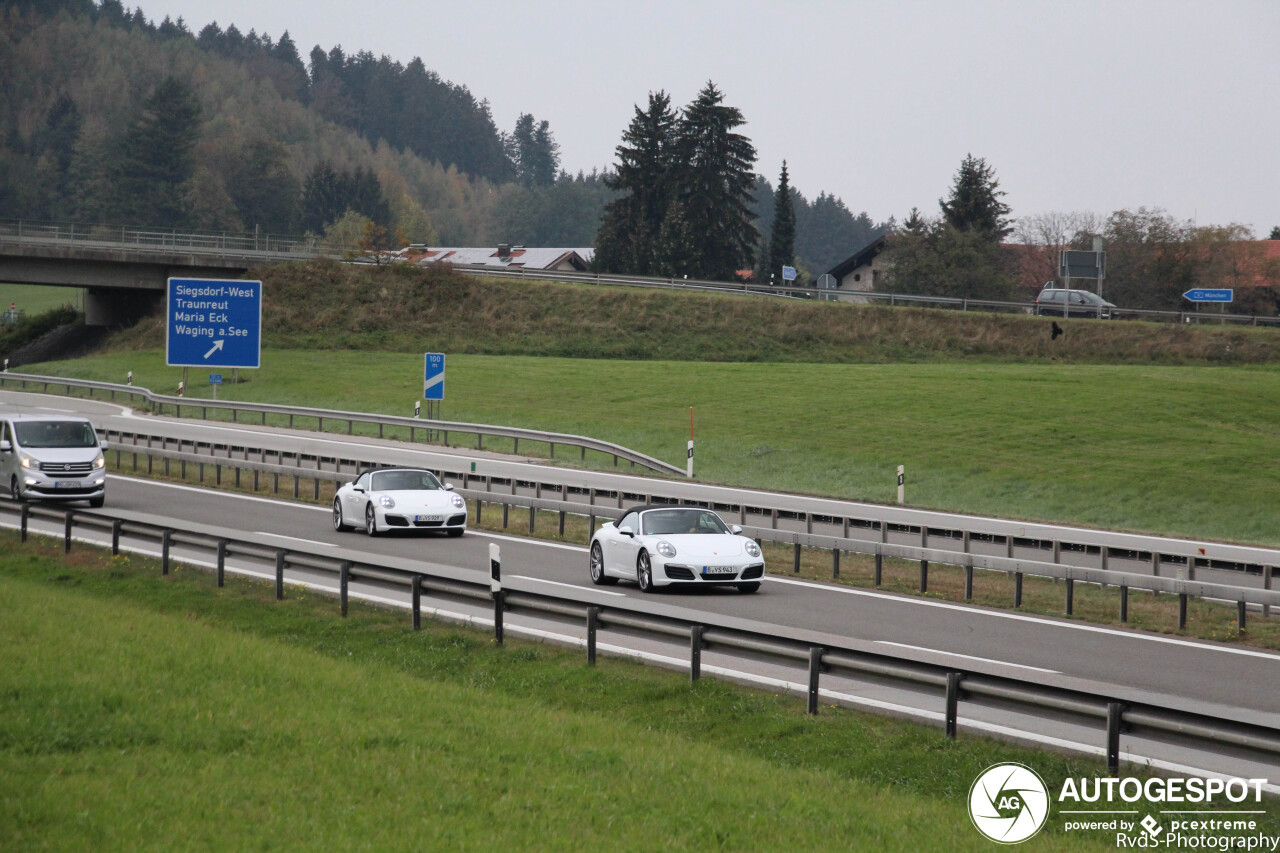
[897, 465, 905, 504]
[687, 407, 694, 478]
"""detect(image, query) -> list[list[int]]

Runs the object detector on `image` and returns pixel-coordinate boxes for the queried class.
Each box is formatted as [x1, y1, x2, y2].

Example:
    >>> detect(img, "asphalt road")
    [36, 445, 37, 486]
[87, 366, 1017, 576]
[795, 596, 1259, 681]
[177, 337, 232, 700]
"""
[64, 471, 1273, 721]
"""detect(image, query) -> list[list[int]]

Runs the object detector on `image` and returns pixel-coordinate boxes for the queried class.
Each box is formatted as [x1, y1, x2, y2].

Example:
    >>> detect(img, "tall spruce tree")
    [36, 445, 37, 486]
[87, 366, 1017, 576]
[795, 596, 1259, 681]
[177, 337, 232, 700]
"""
[112, 76, 202, 227]
[672, 82, 758, 281]
[939, 153, 1011, 240]
[763, 160, 796, 284]
[594, 91, 678, 275]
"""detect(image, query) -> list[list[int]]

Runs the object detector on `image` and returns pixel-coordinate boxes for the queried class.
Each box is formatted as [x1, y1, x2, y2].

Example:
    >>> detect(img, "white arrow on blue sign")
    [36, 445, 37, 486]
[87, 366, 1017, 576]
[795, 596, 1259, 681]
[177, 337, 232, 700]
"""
[166, 278, 262, 368]
[1182, 289, 1233, 303]
[424, 352, 445, 400]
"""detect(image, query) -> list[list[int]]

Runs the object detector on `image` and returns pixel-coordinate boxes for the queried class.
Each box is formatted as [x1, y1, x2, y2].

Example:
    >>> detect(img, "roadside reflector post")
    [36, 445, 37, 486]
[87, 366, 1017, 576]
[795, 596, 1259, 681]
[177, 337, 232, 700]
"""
[63, 511, 73, 553]
[832, 548, 840, 579]
[874, 548, 883, 587]
[216, 539, 227, 587]
[807, 648, 824, 715]
[1119, 584, 1128, 622]
[161, 529, 171, 575]
[690, 625, 703, 684]
[687, 407, 694, 478]
[945, 672, 962, 740]
[1107, 703, 1124, 776]
[1237, 601, 1247, 634]
[490, 543, 503, 645]
[1178, 593, 1188, 630]
[1065, 578, 1074, 615]
[919, 559, 928, 593]
[896, 465, 905, 504]
[339, 562, 350, 617]
[793, 542, 801, 574]
[112, 519, 122, 555]
[412, 575, 422, 630]
[1014, 572, 1023, 607]
[275, 550, 285, 600]
[586, 607, 599, 666]
[964, 564, 974, 600]
[20, 504, 29, 542]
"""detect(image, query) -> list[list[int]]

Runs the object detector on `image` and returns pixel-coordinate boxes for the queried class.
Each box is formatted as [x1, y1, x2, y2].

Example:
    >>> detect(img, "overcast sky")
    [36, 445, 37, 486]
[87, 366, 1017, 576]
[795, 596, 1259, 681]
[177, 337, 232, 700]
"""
[138, 0, 1279, 236]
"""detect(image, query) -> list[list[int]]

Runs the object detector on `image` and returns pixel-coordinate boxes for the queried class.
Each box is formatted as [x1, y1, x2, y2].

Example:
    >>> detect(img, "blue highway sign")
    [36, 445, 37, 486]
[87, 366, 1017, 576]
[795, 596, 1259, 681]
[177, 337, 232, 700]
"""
[1182, 288, 1233, 303]
[781, 265, 797, 282]
[424, 352, 445, 400]
[166, 278, 262, 368]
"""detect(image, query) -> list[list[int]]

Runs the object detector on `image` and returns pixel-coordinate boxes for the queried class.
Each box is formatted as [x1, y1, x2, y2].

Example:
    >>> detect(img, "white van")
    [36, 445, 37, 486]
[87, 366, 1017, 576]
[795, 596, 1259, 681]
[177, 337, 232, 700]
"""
[0, 415, 108, 507]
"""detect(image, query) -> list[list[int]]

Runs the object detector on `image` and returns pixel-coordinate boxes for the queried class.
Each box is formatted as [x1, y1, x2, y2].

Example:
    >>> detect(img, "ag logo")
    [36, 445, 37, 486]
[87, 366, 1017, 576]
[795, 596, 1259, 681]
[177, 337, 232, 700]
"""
[968, 763, 1050, 844]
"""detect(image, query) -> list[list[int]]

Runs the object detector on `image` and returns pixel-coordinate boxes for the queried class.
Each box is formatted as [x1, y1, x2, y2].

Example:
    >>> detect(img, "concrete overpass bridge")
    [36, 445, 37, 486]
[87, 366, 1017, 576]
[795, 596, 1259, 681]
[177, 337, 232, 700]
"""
[0, 220, 344, 324]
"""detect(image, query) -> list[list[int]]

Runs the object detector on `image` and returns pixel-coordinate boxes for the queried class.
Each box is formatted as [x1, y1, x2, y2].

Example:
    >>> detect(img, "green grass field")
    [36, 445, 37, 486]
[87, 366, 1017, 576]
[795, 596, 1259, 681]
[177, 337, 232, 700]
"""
[1, 532, 1220, 851]
[0, 284, 82, 317]
[25, 348, 1280, 547]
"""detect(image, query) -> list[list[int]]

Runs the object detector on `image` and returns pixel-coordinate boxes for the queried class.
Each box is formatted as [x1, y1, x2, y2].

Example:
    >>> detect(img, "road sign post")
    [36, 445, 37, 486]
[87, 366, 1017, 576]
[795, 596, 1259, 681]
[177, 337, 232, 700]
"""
[166, 278, 262, 369]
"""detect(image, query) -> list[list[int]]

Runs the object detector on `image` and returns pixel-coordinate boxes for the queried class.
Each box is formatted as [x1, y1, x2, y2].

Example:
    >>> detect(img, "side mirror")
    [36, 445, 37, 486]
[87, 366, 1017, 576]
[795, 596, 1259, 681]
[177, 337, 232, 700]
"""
[618, 525, 635, 538]
[444, 483, 454, 491]
[99, 439, 109, 451]
[0, 439, 9, 453]
[731, 524, 743, 534]
[351, 483, 362, 492]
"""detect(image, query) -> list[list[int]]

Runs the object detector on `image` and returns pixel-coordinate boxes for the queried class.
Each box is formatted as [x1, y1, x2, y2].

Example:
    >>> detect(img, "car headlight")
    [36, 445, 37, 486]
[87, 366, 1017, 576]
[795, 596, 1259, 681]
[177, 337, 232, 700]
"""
[19, 455, 33, 469]
[93, 454, 105, 469]
[745, 540, 761, 558]
[451, 493, 465, 509]
[378, 495, 395, 508]
[656, 541, 677, 558]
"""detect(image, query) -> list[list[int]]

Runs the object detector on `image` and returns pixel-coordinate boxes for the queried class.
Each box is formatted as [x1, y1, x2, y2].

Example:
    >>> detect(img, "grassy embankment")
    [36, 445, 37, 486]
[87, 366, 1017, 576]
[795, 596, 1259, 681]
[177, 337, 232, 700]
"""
[6, 531, 1263, 851]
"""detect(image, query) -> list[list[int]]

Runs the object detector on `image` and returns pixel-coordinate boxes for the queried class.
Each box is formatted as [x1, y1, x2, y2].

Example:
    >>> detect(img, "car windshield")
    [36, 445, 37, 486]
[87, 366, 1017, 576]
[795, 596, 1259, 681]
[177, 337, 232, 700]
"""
[642, 509, 730, 536]
[371, 470, 441, 491]
[13, 420, 97, 448]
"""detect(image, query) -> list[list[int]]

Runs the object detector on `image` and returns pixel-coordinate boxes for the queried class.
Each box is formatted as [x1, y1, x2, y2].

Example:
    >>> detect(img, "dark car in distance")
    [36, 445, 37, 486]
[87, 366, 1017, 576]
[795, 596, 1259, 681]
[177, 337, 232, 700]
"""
[1035, 287, 1116, 319]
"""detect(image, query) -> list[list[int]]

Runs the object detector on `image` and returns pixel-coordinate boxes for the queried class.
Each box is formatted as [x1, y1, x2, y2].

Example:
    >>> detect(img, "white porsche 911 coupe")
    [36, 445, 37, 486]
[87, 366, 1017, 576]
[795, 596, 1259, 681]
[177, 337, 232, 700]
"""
[589, 505, 765, 593]
[333, 467, 467, 537]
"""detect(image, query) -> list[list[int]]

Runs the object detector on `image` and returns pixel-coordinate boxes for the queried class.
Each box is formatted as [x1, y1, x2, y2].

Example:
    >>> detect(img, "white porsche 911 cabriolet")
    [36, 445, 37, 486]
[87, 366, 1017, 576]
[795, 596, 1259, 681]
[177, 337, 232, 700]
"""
[588, 505, 765, 593]
[333, 467, 467, 537]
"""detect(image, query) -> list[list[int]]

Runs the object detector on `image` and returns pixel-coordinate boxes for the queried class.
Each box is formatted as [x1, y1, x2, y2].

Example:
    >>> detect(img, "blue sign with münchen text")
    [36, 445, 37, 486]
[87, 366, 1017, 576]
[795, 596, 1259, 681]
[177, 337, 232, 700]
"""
[166, 278, 262, 368]
[1182, 289, 1233, 303]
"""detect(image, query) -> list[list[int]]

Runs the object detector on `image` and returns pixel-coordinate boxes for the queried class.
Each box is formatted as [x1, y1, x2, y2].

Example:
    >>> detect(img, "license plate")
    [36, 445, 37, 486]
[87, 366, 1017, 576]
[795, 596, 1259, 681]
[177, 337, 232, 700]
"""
[54, 480, 83, 489]
[701, 565, 736, 575]
[415, 514, 444, 523]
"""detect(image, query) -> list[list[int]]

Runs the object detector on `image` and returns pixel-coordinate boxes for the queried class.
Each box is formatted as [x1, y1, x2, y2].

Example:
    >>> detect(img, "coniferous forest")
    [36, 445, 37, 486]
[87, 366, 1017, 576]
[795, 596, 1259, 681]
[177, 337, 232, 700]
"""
[0, 0, 887, 280]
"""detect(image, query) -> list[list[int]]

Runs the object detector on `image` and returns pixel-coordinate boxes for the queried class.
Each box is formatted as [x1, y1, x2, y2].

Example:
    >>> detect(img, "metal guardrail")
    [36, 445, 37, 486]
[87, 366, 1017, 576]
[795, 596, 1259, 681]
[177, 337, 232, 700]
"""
[449, 265, 1280, 327]
[0, 372, 685, 477]
[6, 496, 1280, 774]
[101, 440, 1280, 632]
[9, 377, 1280, 599]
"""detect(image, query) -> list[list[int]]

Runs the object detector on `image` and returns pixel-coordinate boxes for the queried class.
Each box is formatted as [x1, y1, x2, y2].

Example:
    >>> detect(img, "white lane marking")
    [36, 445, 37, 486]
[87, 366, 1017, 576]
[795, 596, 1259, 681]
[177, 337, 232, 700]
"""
[478, 530, 586, 553]
[116, 475, 332, 509]
[766, 575, 1280, 661]
[875, 641, 1059, 674]
[255, 532, 336, 547]
[509, 575, 626, 596]
[108, 475, 1280, 663]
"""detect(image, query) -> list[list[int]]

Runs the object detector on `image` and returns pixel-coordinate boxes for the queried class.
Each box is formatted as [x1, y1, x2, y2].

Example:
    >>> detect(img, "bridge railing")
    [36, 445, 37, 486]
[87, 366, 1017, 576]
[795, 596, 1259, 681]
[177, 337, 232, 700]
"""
[0, 218, 354, 259]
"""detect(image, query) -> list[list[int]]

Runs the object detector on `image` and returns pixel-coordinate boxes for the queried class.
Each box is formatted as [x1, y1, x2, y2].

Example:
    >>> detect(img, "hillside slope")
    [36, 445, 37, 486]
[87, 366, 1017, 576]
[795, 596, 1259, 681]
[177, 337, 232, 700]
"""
[103, 260, 1280, 365]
